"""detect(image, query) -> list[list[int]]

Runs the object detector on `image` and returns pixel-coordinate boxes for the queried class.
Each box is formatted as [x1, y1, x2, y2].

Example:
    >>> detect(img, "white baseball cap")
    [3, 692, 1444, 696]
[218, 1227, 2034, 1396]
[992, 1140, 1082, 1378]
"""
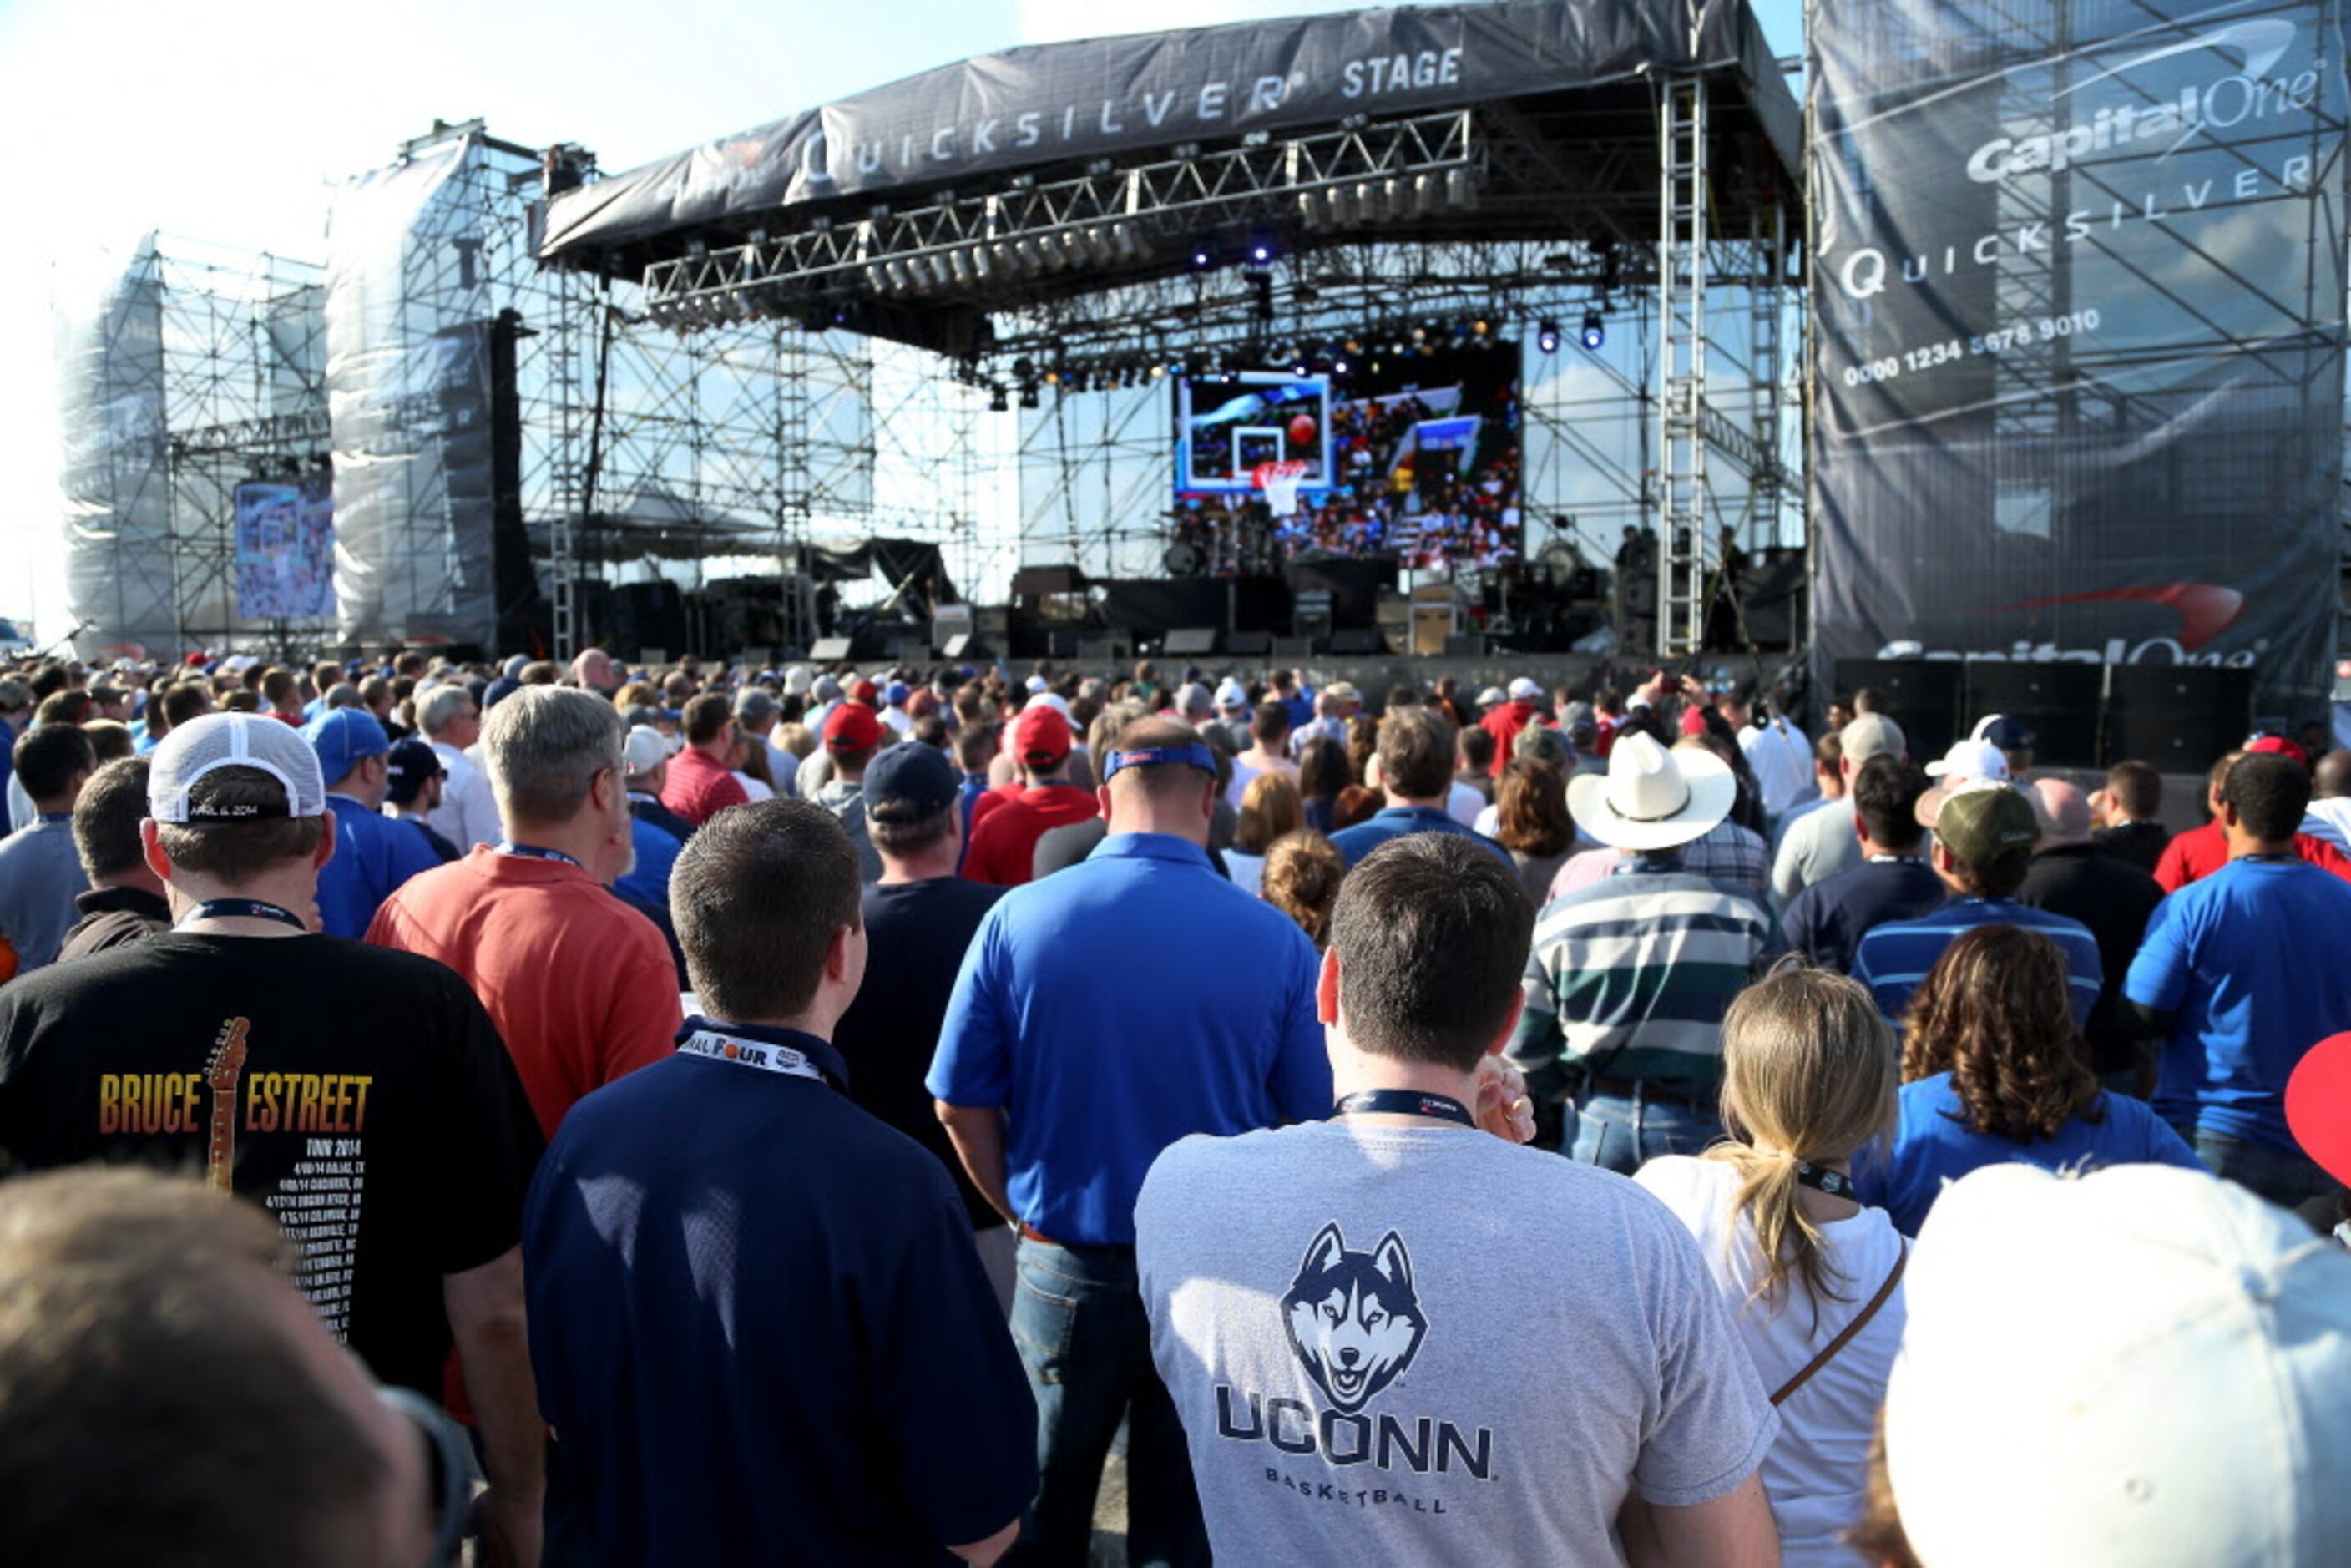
[622, 725, 672, 777]
[1924, 738, 2010, 781]
[1475, 685, 1507, 707]
[1887, 1162, 2351, 1566]
[1214, 678, 1248, 712]
[781, 665, 811, 696]
[149, 712, 327, 823]
[1507, 676, 1544, 701]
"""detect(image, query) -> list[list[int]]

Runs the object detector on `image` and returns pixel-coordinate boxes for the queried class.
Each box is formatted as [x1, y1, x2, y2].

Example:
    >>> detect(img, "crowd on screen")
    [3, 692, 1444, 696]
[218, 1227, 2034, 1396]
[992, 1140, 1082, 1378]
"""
[3, 640, 2351, 1567]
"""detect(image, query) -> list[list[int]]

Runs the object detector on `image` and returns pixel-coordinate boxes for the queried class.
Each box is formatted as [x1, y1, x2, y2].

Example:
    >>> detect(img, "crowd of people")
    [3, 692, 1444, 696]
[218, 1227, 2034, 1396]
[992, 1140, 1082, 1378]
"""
[2, 641, 2350, 1566]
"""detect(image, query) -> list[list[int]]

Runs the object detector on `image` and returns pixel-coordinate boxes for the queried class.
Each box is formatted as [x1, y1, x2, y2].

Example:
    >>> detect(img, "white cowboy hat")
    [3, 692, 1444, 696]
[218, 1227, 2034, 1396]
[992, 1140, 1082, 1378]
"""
[1566, 731, 1735, 851]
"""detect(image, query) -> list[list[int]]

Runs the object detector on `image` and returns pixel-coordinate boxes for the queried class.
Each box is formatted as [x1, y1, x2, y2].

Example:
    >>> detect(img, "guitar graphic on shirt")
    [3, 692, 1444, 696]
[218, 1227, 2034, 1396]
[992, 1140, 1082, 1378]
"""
[204, 1019, 250, 1193]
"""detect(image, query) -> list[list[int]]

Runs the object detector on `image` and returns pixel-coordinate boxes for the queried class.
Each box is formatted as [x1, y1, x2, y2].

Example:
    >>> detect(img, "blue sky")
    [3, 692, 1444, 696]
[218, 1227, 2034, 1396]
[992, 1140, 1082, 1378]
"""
[0, 0, 1806, 630]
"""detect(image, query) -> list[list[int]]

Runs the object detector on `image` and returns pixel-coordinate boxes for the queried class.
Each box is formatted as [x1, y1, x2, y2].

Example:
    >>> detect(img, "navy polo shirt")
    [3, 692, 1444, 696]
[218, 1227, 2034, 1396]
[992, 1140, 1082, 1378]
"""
[928, 832, 1329, 1246]
[525, 1018, 1037, 1565]
[1329, 804, 1515, 870]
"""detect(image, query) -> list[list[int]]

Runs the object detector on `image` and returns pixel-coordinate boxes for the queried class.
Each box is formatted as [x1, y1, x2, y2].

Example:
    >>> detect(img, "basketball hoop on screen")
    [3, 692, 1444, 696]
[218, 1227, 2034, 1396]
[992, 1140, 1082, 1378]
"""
[1252, 459, 1311, 517]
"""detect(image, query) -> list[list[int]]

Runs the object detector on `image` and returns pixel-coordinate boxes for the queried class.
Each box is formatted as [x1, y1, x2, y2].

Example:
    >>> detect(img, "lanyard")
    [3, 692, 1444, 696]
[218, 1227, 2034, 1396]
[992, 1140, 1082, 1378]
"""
[1796, 1161, 1860, 1201]
[496, 842, 581, 867]
[179, 898, 309, 933]
[676, 1027, 828, 1084]
[1866, 853, 1923, 865]
[1332, 1089, 1476, 1129]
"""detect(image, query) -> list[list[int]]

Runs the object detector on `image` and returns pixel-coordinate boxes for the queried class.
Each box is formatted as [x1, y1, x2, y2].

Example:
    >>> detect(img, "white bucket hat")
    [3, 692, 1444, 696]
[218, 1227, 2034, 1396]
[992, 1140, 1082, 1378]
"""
[1565, 730, 1734, 851]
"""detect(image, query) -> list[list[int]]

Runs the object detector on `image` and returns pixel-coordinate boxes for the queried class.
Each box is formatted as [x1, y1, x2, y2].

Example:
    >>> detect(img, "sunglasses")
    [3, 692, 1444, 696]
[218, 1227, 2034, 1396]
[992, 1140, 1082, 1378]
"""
[377, 1386, 478, 1567]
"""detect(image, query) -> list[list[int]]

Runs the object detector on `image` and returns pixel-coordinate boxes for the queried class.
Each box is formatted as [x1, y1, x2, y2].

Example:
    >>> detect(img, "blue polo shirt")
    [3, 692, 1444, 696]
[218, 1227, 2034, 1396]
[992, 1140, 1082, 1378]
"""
[1852, 1072, 2203, 1237]
[318, 794, 442, 939]
[615, 814, 680, 911]
[1850, 898, 2102, 1027]
[0, 716, 13, 831]
[928, 832, 1329, 1246]
[1328, 805, 1514, 870]
[526, 1019, 1037, 1564]
[2127, 857, 2351, 1152]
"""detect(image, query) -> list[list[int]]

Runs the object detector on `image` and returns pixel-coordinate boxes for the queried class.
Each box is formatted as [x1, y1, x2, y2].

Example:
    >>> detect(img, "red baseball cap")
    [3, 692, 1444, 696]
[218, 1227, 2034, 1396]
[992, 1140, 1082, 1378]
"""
[2287, 1032, 2351, 1186]
[822, 702, 883, 753]
[1012, 703, 1072, 768]
[849, 679, 881, 708]
[2247, 734, 2309, 768]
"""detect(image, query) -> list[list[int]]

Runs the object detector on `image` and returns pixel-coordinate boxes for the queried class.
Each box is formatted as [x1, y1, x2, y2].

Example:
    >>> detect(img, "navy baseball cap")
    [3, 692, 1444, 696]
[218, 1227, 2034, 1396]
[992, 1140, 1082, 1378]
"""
[306, 708, 391, 783]
[863, 741, 960, 824]
[383, 736, 443, 806]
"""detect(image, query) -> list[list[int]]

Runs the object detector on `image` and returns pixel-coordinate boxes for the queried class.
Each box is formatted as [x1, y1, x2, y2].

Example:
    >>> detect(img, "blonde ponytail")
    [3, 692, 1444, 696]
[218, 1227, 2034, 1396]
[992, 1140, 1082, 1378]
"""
[1706, 966, 1898, 1328]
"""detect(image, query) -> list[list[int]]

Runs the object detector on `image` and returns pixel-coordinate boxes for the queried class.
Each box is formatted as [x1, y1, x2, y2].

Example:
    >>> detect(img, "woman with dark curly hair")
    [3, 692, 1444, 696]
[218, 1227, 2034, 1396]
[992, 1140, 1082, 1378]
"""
[1853, 924, 2201, 1236]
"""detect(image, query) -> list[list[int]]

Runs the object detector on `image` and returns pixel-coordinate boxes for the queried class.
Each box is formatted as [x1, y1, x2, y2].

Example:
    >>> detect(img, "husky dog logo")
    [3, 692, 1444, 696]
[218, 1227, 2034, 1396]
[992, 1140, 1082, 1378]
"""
[1282, 1222, 1427, 1414]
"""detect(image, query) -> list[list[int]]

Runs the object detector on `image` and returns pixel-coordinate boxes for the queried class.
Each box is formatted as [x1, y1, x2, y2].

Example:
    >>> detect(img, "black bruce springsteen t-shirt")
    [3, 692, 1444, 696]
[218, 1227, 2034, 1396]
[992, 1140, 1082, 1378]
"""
[0, 932, 544, 1398]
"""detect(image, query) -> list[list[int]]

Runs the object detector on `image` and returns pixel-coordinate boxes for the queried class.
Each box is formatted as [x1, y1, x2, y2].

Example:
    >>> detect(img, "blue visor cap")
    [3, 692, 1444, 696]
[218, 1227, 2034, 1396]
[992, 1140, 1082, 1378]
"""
[1102, 742, 1218, 783]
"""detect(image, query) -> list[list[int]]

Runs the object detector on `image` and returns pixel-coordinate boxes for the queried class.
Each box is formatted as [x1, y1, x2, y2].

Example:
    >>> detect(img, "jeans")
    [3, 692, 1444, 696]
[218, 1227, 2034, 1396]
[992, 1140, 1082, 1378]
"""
[2183, 1126, 2343, 1215]
[1005, 1238, 1206, 1568]
[1566, 1089, 1725, 1174]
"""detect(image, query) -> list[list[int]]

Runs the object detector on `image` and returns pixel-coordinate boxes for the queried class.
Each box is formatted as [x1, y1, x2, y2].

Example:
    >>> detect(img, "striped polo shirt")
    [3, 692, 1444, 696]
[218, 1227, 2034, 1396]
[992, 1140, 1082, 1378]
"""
[1509, 852, 1776, 1100]
[1850, 898, 2102, 1028]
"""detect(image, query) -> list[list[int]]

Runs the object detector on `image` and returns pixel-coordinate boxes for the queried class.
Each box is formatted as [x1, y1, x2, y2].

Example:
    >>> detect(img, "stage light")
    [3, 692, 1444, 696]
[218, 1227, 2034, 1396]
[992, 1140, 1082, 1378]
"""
[1580, 311, 1606, 352]
[1446, 168, 1479, 211]
[1292, 359, 1311, 378]
[1189, 235, 1219, 271]
[1013, 357, 1036, 380]
[1537, 319, 1561, 354]
[988, 384, 1009, 412]
[1112, 221, 1144, 261]
[1246, 230, 1279, 267]
[1332, 357, 1350, 377]
[1251, 272, 1274, 321]
[1019, 383, 1040, 410]
[1149, 363, 1167, 378]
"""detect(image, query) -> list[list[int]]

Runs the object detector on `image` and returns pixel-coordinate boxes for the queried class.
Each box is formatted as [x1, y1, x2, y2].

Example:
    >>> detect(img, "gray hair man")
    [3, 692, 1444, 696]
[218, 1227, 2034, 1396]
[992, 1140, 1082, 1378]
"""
[733, 686, 801, 800]
[1770, 712, 1908, 908]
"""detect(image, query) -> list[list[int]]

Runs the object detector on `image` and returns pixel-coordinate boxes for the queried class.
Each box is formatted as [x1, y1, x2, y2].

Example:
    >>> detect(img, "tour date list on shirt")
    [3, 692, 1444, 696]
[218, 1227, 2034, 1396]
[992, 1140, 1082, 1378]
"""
[94, 1023, 375, 1338]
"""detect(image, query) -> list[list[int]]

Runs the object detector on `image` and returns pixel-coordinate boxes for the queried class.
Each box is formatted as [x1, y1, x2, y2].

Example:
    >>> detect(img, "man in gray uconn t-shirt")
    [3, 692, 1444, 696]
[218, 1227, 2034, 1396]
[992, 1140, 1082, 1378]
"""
[1138, 834, 1779, 1566]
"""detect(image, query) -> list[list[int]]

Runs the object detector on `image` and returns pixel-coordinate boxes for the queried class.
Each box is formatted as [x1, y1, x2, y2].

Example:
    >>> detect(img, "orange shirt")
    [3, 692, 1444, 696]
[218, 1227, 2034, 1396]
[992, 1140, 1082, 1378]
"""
[366, 846, 680, 1136]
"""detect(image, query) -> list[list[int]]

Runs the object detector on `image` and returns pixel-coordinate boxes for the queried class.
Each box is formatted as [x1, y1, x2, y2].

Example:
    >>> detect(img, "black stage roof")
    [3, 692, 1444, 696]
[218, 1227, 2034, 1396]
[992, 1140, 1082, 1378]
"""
[538, 1, 1800, 349]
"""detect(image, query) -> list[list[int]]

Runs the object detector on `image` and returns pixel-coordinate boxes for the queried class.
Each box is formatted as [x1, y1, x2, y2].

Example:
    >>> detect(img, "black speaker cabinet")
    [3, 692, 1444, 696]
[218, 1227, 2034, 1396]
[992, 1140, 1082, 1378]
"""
[1325, 629, 1387, 656]
[2104, 666, 2253, 772]
[1224, 629, 1273, 658]
[1832, 660, 1964, 764]
[1962, 662, 2106, 768]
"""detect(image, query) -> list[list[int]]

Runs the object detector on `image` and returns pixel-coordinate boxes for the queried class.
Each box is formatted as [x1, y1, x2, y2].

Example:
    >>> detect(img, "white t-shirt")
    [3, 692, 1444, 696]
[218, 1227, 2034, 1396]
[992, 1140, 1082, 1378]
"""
[2300, 797, 2351, 854]
[427, 741, 503, 849]
[1139, 1121, 1777, 1566]
[1633, 1156, 1907, 1568]
[1445, 779, 1485, 828]
[1739, 718, 1815, 821]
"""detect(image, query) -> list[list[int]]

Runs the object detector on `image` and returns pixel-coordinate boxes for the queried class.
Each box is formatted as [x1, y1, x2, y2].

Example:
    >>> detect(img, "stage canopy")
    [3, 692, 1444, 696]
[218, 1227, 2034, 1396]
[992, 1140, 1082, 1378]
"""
[538, 0, 1800, 350]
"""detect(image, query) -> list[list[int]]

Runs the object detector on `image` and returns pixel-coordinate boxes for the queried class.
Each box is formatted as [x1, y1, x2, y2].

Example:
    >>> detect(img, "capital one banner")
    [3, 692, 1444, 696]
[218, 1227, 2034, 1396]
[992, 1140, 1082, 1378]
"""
[1811, 0, 2349, 719]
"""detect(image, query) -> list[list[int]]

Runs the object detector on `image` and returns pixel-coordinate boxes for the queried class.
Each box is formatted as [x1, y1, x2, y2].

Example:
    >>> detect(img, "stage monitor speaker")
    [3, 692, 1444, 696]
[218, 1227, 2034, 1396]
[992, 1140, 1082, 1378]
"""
[942, 633, 985, 661]
[887, 637, 929, 665]
[1326, 628, 1387, 656]
[1833, 660, 1964, 763]
[807, 636, 855, 663]
[1163, 627, 1220, 656]
[1078, 635, 1131, 663]
[1225, 630, 1273, 658]
[1272, 636, 1314, 659]
[2104, 665, 2252, 772]
[1962, 662, 2105, 767]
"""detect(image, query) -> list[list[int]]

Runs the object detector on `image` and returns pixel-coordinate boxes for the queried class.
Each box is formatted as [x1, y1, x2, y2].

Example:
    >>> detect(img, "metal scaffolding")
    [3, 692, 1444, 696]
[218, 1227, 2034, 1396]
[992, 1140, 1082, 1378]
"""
[154, 239, 331, 650]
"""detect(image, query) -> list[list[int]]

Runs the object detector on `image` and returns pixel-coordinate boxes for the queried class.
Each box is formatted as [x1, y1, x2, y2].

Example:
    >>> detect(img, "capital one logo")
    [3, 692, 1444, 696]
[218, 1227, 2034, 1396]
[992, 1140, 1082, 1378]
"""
[1965, 17, 2318, 184]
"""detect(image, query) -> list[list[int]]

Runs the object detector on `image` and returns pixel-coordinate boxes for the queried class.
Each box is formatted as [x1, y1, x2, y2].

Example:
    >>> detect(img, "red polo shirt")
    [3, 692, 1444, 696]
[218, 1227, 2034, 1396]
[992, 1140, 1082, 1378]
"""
[366, 846, 681, 1136]
[963, 784, 1100, 887]
[1479, 700, 1544, 776]
[2153, 821, 2351, 893]
[659, 744, 749, 828]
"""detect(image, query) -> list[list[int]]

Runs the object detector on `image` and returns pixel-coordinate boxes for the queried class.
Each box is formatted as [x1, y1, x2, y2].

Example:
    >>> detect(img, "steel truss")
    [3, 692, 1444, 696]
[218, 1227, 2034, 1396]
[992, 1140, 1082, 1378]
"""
[642, 111, 1486, 333]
